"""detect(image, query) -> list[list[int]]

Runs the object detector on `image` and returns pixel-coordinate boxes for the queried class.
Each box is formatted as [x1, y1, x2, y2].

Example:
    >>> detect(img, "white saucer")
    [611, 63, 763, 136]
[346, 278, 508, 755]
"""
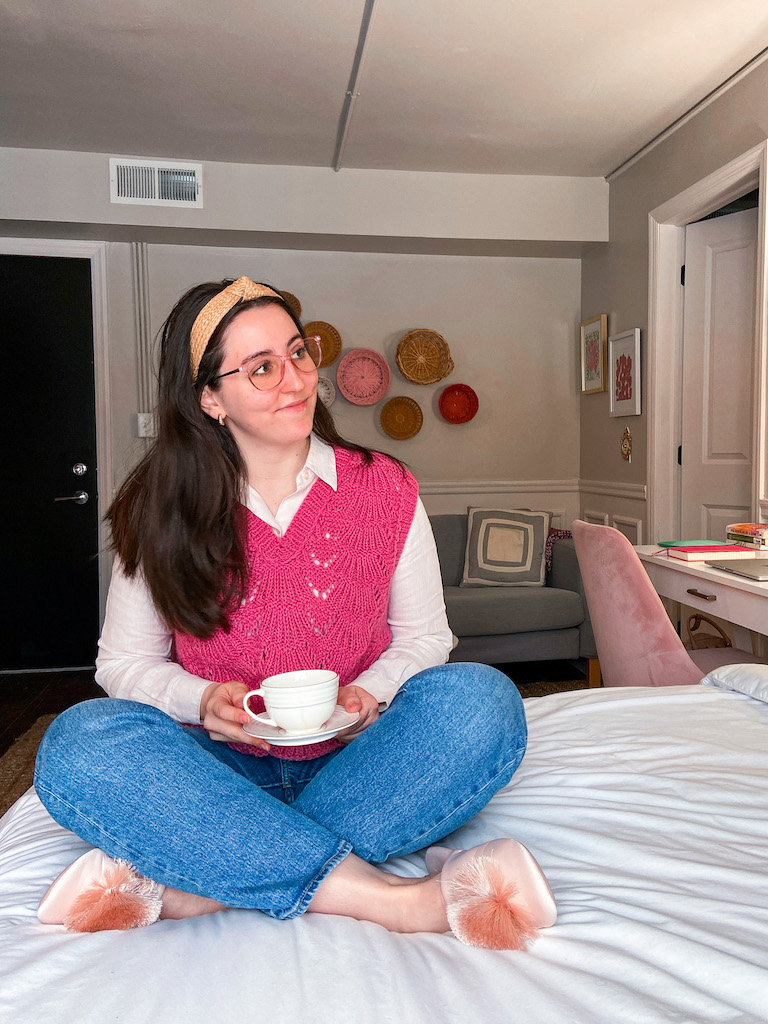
[242, 706, 359, 746]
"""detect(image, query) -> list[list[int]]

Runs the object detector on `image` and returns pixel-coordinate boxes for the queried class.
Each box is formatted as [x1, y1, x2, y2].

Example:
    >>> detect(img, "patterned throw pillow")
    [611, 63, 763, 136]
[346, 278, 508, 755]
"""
[461, 508, 551, 587]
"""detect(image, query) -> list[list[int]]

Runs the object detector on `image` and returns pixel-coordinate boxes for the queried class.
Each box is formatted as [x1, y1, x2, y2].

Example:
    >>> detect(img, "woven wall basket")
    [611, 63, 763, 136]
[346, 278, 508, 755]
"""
[380, 396, 423, 439]
[336, 348, 391, 405]
[279, 291, 302, 319]
[396, 329, 453, 384]
[316, 376, 336, 408]
[303, 321, 342, 367]
[439, 383, 479, 423]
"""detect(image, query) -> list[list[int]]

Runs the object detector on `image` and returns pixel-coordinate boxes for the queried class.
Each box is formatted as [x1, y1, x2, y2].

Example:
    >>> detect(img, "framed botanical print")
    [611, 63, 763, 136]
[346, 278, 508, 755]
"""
[608, 328, 641, 416]
[580, 314, 607, 394]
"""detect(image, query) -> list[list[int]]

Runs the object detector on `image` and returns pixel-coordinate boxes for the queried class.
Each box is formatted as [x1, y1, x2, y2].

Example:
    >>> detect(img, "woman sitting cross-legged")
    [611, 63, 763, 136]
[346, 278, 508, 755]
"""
[34, 277, 556, 949]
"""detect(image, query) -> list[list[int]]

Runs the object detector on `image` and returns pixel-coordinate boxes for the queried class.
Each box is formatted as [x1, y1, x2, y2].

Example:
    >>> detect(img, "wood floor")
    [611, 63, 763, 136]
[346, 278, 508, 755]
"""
[0, 670, 102, 758]
[0, 659, 587, 759]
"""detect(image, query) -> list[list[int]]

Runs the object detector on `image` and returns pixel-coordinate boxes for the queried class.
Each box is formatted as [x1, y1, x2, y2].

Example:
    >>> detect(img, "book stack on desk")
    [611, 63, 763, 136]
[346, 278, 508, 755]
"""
[666, 543, 757, 562]
[726, 523, 768, 549]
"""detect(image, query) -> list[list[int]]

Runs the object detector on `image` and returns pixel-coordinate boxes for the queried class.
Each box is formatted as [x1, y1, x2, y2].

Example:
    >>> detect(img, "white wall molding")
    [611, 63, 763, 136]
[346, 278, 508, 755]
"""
[579, 478, 648, 501]
[131, 242, 157, 439]
[132, 242, 153, 412]
[583, 510, 610, 526]
[420, 479, 580, 495]
[647, 142, 768, 542]
[0, 237, 112, 620]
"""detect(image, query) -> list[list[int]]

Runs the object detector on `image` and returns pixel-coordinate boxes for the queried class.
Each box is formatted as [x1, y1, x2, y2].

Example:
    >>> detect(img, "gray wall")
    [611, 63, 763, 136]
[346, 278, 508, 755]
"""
[580, 60, 768, 533]
[139, 243, 582, 488]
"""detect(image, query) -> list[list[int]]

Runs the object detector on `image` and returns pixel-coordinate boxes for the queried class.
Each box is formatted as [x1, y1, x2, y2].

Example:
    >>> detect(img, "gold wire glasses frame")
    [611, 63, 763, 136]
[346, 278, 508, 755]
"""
[209, 336, 322, 392]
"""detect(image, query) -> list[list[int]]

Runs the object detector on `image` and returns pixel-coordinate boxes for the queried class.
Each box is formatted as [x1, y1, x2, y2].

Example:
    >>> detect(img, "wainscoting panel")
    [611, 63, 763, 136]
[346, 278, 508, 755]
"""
[579, 478, 648, 543]
[583, 509, 610, 526]
[611, 515, 644, 544]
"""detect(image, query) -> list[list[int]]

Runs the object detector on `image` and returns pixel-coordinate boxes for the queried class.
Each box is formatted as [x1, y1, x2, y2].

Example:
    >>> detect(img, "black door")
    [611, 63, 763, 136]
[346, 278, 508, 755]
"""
[1, 254, 100, 670]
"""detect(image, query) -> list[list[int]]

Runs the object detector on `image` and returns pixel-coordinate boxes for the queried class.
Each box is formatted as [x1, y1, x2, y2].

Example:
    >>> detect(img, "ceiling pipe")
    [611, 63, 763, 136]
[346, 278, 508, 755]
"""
[332, 0, 380, 172]
[607, 45, 768, 181]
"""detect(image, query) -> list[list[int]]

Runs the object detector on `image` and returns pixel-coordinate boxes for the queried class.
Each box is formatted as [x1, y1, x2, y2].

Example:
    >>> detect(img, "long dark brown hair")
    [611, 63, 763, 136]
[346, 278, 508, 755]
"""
[108, 279, 389, 638]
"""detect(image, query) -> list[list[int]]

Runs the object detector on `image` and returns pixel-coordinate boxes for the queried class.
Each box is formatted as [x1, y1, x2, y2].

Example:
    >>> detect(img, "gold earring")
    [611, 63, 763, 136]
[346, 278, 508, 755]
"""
[218, 413, 226, 426]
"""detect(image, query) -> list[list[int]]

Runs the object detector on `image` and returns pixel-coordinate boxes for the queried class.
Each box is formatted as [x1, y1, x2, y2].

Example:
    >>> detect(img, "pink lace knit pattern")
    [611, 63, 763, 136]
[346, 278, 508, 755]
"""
[175, 448, 418, 760]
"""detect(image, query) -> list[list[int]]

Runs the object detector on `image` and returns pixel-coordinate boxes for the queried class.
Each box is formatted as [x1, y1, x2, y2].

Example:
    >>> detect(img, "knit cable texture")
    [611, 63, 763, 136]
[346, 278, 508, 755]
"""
[175, 448, 418, 759]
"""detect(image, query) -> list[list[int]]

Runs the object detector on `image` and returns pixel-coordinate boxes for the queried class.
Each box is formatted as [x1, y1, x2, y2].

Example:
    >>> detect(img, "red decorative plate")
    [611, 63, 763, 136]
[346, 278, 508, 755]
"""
[439, 383, 478, 423]
[336, 348, 391, 405]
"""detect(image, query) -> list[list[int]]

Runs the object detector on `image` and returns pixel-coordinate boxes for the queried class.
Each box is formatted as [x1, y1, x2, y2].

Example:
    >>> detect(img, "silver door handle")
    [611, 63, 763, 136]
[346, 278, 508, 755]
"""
[54, 490, 89, 505]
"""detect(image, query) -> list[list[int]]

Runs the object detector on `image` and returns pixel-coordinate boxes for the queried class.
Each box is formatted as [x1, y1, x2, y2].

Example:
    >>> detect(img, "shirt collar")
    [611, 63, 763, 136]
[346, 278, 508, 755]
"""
[304, 433, 338, 491]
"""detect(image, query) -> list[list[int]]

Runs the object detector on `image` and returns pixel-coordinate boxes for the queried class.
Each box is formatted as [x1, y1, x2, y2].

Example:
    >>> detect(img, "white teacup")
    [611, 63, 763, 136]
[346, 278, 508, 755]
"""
[243, 669, 340, 735]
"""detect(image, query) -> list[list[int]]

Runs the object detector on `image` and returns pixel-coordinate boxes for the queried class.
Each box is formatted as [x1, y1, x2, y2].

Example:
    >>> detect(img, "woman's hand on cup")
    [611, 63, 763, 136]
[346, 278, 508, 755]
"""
[199, 680, 270, 751]
[334, 684, 380, 744]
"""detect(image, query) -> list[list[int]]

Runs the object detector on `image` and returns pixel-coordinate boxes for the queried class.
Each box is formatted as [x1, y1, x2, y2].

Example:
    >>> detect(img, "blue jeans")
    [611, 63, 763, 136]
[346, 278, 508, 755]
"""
[34, 663, 526, 920]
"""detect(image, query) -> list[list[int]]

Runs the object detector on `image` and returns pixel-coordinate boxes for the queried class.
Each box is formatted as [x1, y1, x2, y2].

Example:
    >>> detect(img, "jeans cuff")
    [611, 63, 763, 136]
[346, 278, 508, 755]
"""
[267, 839, 354, 921]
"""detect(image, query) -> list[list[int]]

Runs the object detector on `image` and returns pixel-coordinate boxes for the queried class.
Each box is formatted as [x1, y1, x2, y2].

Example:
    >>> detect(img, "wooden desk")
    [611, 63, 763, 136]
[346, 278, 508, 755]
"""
[636, 546, 768, 636]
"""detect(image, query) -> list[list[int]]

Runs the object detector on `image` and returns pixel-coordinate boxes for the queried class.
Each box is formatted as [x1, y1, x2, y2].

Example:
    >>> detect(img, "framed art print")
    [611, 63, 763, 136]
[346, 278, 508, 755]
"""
[580, 314, 607, 393]
[609, 328, 641, 416]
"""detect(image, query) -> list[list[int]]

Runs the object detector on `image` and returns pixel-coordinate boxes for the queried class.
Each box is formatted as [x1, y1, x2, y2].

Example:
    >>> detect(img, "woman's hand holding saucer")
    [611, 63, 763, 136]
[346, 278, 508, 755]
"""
[199, 680, 271, 751]
[335, 684, 379, 744]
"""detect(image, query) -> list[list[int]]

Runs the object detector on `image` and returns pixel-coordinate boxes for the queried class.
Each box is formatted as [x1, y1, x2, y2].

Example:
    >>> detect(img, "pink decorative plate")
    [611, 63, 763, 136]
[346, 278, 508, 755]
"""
[336, 348, 391, 405]
[439, 383, 479, 423]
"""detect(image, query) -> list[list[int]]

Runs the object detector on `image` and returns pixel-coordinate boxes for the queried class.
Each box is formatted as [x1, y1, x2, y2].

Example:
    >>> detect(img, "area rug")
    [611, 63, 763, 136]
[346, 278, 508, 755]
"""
[0, 714, 56, 818]
[515, 679, 587, 698]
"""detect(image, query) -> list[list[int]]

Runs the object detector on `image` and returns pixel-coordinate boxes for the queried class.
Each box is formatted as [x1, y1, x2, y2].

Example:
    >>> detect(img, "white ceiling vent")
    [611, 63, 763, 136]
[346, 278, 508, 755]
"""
[109, 157, 203, 207]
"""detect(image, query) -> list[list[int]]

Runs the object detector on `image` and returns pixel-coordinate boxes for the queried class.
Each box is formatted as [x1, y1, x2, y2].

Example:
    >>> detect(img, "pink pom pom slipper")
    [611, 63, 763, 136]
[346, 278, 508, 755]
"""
[425, 839, 557, 950]
[38, 848, 165, 932]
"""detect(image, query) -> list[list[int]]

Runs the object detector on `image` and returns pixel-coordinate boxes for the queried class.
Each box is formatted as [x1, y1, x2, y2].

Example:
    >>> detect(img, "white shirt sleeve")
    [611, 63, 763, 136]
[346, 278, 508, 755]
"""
[351, 498, 456, 707]
[95, 561, 211, 723]
[95, 497, 454, 720]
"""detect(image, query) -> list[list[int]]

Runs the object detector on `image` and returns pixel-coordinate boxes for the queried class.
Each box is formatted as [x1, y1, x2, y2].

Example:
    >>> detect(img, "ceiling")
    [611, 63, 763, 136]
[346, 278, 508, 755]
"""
[2, 0, 768, 179]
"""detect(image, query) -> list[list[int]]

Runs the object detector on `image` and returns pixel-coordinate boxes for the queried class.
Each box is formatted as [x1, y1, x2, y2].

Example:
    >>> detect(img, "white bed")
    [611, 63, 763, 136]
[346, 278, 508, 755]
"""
[1, 682, 767, 1024]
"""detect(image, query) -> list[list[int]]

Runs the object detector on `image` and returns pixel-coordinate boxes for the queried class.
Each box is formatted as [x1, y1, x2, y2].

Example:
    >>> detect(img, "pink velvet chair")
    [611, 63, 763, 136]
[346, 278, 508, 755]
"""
[571, 520, 765, 687]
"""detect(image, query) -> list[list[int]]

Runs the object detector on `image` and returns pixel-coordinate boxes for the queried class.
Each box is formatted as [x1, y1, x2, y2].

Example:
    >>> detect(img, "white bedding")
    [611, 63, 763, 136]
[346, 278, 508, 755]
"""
[1, 684, 767, 1024]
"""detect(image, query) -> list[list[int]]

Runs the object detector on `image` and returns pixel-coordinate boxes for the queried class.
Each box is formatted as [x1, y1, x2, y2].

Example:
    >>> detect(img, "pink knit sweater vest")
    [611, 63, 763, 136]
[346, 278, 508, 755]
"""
[174, 447, 418, 760]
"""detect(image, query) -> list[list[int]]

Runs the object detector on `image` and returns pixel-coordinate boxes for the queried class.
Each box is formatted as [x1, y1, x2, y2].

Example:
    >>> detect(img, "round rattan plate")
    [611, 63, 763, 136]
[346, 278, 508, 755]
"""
[316, 376, 336, 408]
[336, 348, 391, 405]
[439, 383, 479, 423]
[303, 321, 342, 367]
[380, 396, 423, 440]
[396, 329, 453, 384]
[279, 291, 302, 319]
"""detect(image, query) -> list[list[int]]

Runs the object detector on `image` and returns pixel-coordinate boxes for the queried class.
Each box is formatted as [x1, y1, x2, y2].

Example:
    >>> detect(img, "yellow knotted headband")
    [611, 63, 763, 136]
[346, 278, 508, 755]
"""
[190, 276, 282, 382]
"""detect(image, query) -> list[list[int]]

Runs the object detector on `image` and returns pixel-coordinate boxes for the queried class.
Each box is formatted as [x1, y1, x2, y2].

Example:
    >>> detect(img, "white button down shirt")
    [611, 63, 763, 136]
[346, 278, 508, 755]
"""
[96, 436, 455, 722]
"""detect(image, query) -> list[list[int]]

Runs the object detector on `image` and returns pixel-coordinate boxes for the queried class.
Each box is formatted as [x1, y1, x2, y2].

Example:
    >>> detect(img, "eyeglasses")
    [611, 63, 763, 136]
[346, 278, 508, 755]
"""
[210, 336, 322, 392]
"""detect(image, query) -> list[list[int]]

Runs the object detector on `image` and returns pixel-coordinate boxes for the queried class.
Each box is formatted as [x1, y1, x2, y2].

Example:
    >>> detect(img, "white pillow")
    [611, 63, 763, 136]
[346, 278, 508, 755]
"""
[700, 663, 768, 703]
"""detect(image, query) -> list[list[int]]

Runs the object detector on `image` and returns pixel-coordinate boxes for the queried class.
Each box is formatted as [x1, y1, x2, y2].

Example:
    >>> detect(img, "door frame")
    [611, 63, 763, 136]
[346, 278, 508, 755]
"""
[647, 141, 768, 542]
[1, 238, 113, 624]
